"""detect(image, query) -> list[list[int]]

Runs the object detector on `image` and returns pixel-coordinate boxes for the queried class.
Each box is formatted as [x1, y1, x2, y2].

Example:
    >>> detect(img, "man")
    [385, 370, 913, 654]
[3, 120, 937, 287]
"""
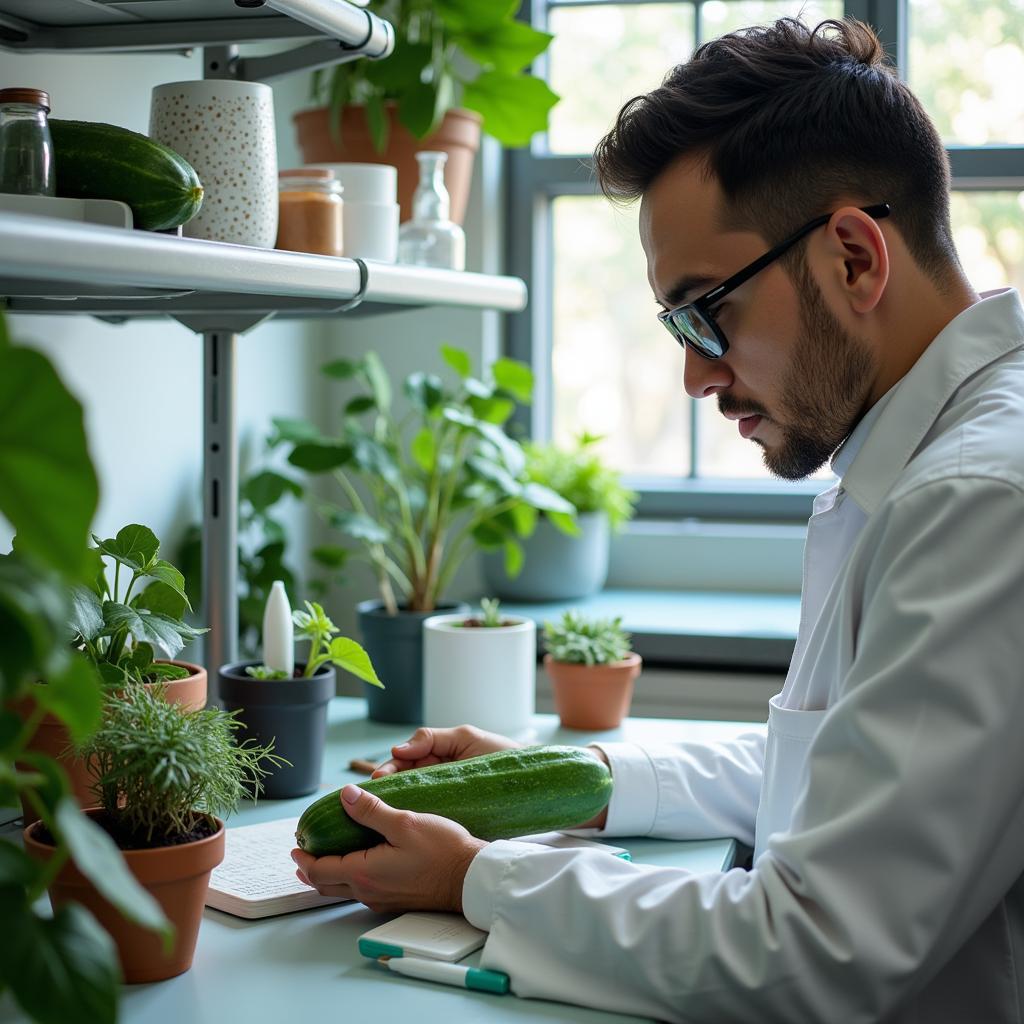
[291, 17, 1024, 1022]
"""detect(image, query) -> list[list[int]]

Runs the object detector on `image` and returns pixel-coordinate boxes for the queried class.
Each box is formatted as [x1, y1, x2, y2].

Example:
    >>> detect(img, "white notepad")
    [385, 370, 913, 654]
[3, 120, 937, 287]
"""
[205, 817, 631, 920]
[206, 816, 347, 919]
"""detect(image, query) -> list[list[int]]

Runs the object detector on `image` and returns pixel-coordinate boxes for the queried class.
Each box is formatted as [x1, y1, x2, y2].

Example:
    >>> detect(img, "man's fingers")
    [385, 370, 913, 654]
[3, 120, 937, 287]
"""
[341, 784, 410, 840]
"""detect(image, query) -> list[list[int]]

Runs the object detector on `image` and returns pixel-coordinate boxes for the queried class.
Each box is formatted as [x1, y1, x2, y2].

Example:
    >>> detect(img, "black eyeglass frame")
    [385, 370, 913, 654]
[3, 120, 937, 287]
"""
[657, 202, 892, 359]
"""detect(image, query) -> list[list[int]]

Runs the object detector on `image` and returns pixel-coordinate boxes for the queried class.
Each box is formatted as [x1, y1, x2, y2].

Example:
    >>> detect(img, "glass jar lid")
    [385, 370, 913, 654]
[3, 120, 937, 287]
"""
[0, 88, 51, 111]
[279, 167, 343, 195]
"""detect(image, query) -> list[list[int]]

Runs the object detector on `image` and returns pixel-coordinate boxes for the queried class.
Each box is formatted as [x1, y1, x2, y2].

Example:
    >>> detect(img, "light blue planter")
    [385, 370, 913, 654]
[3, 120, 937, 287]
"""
[482, 511, 611, 601]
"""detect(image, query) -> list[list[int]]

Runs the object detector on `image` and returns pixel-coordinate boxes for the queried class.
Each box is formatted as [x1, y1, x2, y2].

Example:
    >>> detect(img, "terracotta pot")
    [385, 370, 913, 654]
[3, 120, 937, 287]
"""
[12, 660, 207, 824]
[24, 810, 225, 983]
[293, 103, 481, 225]
[544, 652, 643, 731]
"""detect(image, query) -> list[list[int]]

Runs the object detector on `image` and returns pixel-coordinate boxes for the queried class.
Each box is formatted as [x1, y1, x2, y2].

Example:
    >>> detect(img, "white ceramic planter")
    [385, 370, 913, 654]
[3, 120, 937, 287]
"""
[422, 614, 536, 736]
[149, 79, 278, 247]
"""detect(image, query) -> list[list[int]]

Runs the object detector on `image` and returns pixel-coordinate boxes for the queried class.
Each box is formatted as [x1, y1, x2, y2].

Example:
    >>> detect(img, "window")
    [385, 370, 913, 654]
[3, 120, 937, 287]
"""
[508, 0, 1024, 523]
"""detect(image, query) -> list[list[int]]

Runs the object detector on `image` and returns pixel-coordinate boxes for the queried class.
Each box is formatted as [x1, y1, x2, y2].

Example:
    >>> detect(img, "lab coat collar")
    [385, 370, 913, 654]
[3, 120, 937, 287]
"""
[839, 287, 1024, 516]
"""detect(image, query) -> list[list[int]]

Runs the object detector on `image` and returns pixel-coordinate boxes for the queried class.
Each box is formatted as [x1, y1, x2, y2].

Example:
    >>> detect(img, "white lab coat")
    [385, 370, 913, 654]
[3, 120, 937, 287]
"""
[463, 288, 1024, 1023]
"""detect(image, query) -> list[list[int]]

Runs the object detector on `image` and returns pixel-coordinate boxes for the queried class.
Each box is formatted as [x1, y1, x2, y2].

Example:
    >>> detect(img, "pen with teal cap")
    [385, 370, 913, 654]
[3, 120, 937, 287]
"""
[377, 955, 510, 994]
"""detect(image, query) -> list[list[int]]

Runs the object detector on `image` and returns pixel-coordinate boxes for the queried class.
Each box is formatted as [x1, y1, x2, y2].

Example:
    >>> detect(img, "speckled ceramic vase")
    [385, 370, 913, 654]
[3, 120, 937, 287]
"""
[149, 79, 278, 247]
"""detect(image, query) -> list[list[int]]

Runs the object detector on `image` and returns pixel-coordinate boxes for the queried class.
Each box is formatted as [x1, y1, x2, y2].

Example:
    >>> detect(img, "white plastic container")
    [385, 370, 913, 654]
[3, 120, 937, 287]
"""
[422, 613, 536, 737]
[307, 162, 399, 262]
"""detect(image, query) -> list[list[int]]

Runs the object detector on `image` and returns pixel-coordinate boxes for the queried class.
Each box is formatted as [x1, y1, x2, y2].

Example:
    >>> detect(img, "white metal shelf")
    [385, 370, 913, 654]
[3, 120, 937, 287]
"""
[0, 213, 527, 322]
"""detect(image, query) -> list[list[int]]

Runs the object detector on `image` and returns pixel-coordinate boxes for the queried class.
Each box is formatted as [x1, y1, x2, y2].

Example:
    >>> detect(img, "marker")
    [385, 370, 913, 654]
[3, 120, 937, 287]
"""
[377, 955, 510, 994]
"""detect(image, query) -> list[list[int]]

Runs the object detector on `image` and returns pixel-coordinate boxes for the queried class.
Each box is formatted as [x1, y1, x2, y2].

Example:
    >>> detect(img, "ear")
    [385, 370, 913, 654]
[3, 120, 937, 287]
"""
[820, 206, 889, 315]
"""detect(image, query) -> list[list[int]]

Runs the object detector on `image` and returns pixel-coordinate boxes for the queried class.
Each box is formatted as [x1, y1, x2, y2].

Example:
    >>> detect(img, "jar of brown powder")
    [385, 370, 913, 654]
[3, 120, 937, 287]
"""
[276, 167, 343, 257]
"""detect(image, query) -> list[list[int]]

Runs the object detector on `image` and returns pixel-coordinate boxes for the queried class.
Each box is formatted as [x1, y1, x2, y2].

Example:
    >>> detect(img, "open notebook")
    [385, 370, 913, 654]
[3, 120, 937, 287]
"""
[205, 816, 630, 920]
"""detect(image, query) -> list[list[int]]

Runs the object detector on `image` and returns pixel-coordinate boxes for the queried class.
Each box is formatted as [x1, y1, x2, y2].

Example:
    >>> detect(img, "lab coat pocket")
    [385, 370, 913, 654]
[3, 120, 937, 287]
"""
[753, 694, 828, 861]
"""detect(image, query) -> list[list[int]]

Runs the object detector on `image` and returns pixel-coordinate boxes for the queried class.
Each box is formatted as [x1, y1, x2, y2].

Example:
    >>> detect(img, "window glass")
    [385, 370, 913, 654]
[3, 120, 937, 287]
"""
[551, 195, 691, 476]
[908, 0, 1024, 145]
[546, 4, 695, 155]
[700, 0, 842, 38]
[951, 191, 1024, 291]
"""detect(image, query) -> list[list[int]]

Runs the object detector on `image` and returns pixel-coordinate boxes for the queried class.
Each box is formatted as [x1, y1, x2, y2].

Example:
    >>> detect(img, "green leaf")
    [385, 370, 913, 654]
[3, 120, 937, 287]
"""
[411, 428, 436, 472]
[100, 603, 205, 661]
[267, 417, 321, 448]
[93, 525, 159, 575]
[288, 442, 353, 472]
[492, 357, 534, 403]
[397, 80, 441, 139]
[469, 395, 515, 425]
[53, 799, 173, 943]
[461, 70, 560, 148]
[471, 520, 506, 549]
[69, 585, 104, 643]
[362, 351, 392, 411]
[352, 437, 402, 489]
[144, 560, 190, 610]
[345, 395, 377, 416]
[0, 843, 38, 887]
[365, 92, 389, 152]
[0, 708, 23, 754]
[31, 656, 102, 745]
[242, 469, 304, 510]
[0, 337, 98, 579]
[310, 545, 349, 569]
[547, 509, 581, 536]
[325, 636, 383, 688]
[441, 345, 472, 378]
[16, 751, 70, 815]
[133, 580, 187, 622]
[405, 372, 445, 412]
[325, 510, 391, 545]
[145, 662, 189, 683]
[503, 537, 525, 577]
[0, 893, 120, 1024]
[522, 481, 576, 516]
[130, 642, 155, 673]
[467, 454, 521, 497]
[437, 0, 517, 33]
[458, 20, 553, 75]
[321, 358, 359, 379]
[510, 501, 538, 537]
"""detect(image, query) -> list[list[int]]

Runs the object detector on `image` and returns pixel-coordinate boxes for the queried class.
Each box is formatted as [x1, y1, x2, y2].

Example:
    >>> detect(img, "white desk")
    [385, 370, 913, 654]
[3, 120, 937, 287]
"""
[1, 699, 763, 1024]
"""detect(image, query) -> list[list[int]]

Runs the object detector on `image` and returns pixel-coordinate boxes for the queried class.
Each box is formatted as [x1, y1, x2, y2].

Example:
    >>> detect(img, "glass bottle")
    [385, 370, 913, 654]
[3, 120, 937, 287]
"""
[0, 87, 55, 197]
[276, 167, 344, 257]
[398, 151, 466, 271]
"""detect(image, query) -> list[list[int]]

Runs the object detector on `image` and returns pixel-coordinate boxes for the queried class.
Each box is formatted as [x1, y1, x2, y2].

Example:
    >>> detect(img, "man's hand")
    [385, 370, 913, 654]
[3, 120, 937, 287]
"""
[290, 784, 488, 913]
[371, 724, 521, 778]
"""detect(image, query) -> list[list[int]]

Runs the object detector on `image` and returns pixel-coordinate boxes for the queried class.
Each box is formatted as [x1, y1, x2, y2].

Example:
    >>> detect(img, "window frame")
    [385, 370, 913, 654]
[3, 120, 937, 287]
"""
[506, 0, 1024, 524]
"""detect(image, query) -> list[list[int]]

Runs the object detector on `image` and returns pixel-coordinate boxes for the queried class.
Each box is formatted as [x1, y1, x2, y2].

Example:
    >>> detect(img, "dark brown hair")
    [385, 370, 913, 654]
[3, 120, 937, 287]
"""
[594, 18, 959, 284]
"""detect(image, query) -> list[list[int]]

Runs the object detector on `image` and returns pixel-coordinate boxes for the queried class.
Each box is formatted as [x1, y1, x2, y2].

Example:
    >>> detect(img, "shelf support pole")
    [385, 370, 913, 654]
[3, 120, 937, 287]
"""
[203, 329, 239, 701]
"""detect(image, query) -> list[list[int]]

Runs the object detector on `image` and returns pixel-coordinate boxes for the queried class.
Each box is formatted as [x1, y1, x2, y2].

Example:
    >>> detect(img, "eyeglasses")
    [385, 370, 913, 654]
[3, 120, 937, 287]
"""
[657, 202, 891, 359]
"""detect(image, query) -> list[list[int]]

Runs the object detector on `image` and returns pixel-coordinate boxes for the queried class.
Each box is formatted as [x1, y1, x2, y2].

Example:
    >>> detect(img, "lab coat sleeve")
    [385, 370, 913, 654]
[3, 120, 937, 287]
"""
[462, 476, 1024, 1023]
[561, 734, 766, 846]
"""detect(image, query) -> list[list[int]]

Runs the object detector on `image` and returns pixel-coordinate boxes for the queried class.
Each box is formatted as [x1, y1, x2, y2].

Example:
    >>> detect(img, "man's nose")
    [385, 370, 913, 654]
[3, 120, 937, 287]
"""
[683, 346, 733, 399]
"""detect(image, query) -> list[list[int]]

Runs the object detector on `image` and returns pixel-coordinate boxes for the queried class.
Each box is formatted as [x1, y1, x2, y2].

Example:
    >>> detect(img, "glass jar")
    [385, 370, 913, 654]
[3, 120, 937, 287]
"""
[0, 87, 55, 197]
[276, 167, 343, 257]
[398, 151, 466, 271]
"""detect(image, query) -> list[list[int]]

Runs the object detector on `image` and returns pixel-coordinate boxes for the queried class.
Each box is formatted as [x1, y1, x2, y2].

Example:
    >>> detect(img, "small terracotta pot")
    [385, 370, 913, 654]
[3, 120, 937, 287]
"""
[293, 103, 482, 225]
[23, 810, 225, 984]
[12, 661, 207, 824]
[544, 652, 642, 731]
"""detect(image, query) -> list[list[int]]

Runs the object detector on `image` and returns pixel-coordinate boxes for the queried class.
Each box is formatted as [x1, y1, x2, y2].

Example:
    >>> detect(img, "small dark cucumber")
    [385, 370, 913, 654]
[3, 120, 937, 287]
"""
[49, 119, 204, 231]
[295, 745, 613, 858]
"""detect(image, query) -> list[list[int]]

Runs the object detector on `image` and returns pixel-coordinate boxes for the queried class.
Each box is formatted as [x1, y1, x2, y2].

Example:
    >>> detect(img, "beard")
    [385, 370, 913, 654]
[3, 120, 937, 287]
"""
[721, 268, 876, 480]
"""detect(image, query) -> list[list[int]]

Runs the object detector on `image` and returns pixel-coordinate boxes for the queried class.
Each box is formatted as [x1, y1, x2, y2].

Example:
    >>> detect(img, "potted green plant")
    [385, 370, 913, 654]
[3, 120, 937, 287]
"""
[542, 610, 642, 730]
[294, 0, 559, 224]
[15, 523, 208, 820]
[218, 593, 382, 798]
[1, 309, 170, 1023]
[423, 598, 537, 736]
[273, 345, 571, 723]
[24, 682, 283, 983]
[483, 433, 638, 601]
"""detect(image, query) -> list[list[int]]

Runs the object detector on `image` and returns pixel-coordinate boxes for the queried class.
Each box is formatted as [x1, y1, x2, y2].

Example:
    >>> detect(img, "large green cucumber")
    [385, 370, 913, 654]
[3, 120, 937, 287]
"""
[49, 119, 204, 231]
[295, 745, 613, 857]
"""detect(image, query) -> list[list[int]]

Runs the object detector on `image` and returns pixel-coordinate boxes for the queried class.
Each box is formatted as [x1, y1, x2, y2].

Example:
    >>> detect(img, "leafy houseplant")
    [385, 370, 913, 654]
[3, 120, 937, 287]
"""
[219, 599, 383, 798]
[423, 598, 537, 736]
[25, 683, 283, 983]
[483, 433, 638, 601]
[274, 345, 571, 724]
[295, 1, 559, 224]
[1, 308, 169, 1024]
[541, 610, 642, 730]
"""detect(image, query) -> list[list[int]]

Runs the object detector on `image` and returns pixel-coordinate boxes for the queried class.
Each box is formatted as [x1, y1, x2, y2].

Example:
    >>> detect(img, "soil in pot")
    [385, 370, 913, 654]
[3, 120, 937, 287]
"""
[24, 809, 225, 984]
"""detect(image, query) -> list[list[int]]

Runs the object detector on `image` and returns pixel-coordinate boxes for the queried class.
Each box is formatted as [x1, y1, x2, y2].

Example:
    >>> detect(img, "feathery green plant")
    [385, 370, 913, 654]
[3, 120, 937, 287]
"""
[78, 683, 285, 843]
[542, 610, 632, 666]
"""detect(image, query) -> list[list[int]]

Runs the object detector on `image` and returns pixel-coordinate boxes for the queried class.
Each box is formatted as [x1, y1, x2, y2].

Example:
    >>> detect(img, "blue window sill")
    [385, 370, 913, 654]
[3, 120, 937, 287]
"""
[490, 588, 799, 671]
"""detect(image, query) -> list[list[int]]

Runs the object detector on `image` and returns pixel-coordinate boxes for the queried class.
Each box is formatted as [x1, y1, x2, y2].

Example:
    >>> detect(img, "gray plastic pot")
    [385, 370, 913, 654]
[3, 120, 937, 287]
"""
[357, 599, 469, 724]
[217, 661, 335, 799]
[482, 510, 611, 601]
